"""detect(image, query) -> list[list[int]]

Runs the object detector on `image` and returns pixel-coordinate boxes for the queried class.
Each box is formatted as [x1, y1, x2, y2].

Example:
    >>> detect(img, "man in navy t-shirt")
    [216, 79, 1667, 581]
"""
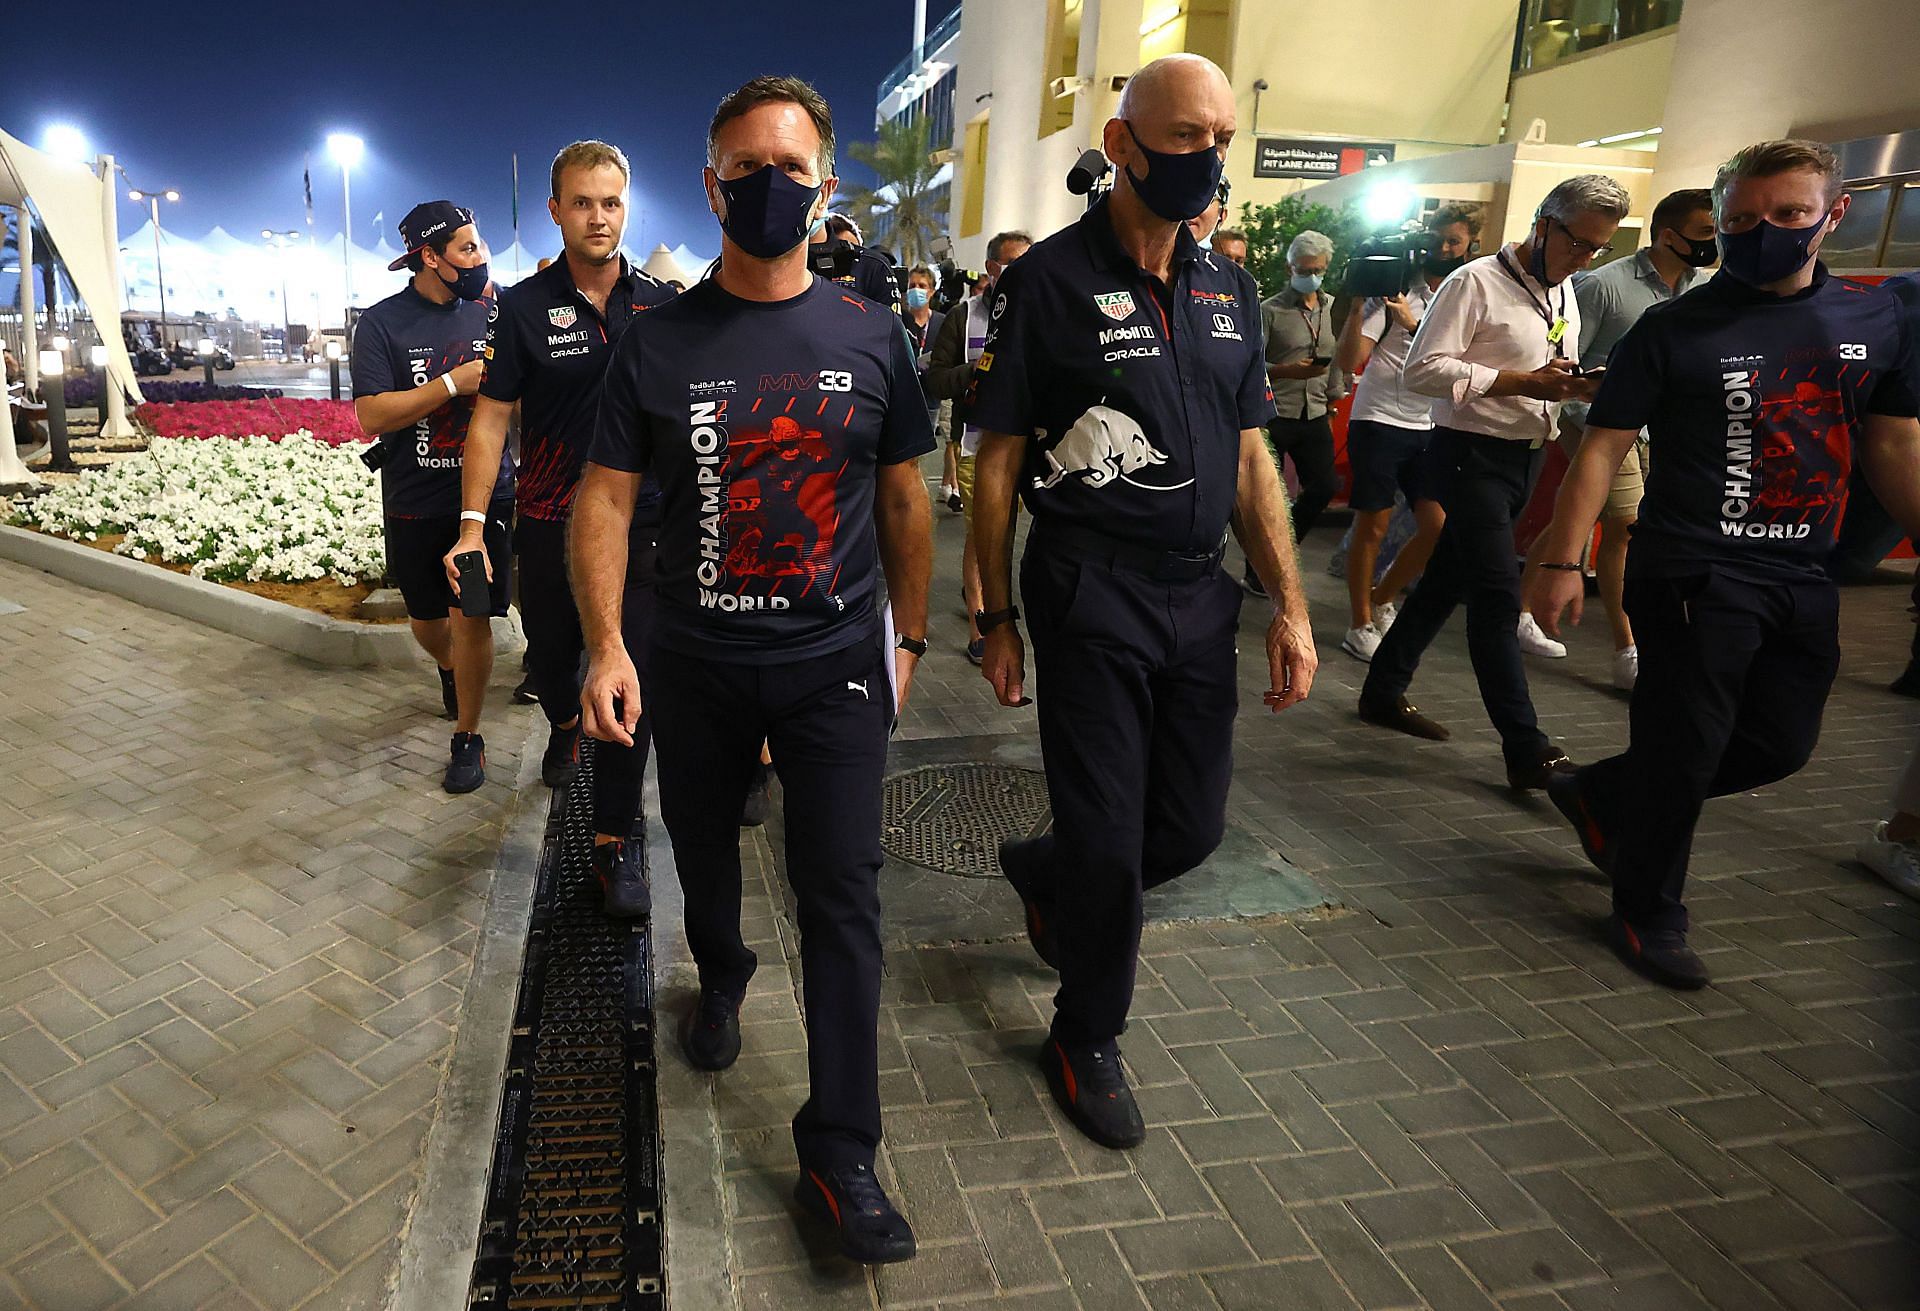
[445, 140, 672, 918]
[574, 76, 933, 1266]
[351, 200, 513, 794]
[1528, 140, 1920, 991]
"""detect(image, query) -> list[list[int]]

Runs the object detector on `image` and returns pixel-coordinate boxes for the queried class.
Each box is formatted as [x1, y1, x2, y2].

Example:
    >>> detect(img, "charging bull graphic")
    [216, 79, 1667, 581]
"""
[1040, 404, 1170, 489]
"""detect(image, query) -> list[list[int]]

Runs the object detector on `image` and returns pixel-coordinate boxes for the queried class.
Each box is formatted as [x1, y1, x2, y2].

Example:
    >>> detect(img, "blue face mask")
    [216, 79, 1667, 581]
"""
[1718, 214, 1829, 286]
[1290, 271, 1324, 294]
[436, 259, 490, 301]
[1122, 121, 1226, 224]
[715, 164, 823, 260]
[905, 287, 931, 310]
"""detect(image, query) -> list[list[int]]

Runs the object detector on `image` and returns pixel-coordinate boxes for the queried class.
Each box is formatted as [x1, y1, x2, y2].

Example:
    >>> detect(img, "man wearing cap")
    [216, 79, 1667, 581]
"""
[352, 201, 510, 794]
[445, 140, 671, 918]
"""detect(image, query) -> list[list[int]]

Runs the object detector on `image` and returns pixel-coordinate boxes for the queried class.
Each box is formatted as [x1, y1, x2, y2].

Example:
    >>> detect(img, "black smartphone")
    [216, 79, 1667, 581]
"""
[453, 550, 490, 618]
[1311, 355, 1332, 367]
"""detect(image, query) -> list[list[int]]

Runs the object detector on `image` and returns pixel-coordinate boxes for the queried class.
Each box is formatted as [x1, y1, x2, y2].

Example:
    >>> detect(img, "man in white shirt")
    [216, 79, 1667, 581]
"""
[1332, 203, 1481, 660]
[1357, 174, 1629, 791]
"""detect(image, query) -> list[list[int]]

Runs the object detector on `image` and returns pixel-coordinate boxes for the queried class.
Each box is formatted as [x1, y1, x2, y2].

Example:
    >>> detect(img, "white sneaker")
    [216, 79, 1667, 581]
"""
[1858, 821, 1920, 900]
[1375, 601, 1398, 633]
[1342, 623, 1383, 662]
[1611, 645, 1638, 691]
[1517, 612, 1567, 659]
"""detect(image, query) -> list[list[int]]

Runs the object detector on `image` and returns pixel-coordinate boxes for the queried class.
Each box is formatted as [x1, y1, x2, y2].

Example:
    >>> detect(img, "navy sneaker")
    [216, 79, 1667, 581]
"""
[965, 637, 985, 666]
[542, 721, 581, 789]
[1547, 770, 1611, 876]
[740, 761, 773, 827]
[680, 988, 743, 1071]
[1041, 1038, 1144, 1149]
[796, 1163, 917, 1265]
[511, 672, 540, 705]
[1607, 914, 1709, 991]
[443, 733, 485, 794]
[437, 666, 459, 720]
[591, 839, 650, 920]
[997, 841, 1058, 968]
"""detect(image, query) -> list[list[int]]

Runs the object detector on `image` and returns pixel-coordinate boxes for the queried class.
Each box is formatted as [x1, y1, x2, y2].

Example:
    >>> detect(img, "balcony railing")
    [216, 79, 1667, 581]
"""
[1513, 0, 1682, 73]
[878, 5, 964, 101]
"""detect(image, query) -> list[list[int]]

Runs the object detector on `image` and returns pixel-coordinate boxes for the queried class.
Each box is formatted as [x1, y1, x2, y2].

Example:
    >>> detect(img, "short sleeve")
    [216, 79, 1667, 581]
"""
[878, 323, 937, 464]
[1585, 316, 1664, 431]
[478, 294, 528, 403]
[1359, 299, 1387, 344]
[1572, 271, 1614, 366]
[349, 313, 394, 399]
[967, 262, 1039, 437]
[587, 326, 652, 473]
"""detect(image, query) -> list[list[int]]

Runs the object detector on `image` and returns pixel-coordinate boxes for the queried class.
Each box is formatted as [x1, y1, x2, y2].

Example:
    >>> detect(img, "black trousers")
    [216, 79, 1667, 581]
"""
[1266, 414, 1337, 541]
[1578, 569, 1839, 932]
[1014, 538, 1242, 1046]
[1362, 428, 1550, 763]
[646, 638, 893, 1170]
[515, 516, 656, 836]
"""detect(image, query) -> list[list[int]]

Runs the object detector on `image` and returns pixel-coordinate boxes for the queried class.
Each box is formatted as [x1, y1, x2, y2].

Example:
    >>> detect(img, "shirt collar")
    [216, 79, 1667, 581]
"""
[548, 252, 635, 300]
[1081, 195, 1204, 278]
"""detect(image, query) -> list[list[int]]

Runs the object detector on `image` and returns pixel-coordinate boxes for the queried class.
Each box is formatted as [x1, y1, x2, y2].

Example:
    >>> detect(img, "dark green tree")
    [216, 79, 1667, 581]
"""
[1235, 193, 1368, 301]
[838, 115, 944, 266]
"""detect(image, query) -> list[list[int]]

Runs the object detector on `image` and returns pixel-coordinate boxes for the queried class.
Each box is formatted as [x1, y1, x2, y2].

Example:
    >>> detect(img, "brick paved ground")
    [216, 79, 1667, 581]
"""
[0, 559, 540, 1310]
[662, 505, 1920, 1311]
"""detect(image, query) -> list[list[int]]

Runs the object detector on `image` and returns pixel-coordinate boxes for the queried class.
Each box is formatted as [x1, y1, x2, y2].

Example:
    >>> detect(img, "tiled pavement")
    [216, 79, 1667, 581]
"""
[0, 559, 540, 1310]
[666, 505, 1920, 1310]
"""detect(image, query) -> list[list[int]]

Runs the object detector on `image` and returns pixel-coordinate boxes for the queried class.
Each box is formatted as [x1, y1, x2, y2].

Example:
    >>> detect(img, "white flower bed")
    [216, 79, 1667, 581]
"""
[10, 434, 385, 585]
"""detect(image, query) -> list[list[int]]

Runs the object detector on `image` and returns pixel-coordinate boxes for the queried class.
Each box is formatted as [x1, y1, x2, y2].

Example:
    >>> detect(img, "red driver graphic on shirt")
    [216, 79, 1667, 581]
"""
[723, 413, 845, 597]
[1752, 374, 1852, 528]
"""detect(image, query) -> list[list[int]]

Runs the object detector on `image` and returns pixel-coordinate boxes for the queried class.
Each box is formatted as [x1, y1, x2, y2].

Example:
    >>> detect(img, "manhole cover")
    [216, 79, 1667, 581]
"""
[882, 763, 1051, 878]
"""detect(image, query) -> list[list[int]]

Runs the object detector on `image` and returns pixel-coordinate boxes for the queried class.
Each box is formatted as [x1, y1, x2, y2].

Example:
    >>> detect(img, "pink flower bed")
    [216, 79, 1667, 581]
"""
[135, 398, 364, 446]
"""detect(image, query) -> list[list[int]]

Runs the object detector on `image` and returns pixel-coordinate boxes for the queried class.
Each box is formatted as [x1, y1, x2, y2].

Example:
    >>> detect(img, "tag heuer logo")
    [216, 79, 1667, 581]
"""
[548, 306, 577, 330]
[1094, 291, 1136, 321]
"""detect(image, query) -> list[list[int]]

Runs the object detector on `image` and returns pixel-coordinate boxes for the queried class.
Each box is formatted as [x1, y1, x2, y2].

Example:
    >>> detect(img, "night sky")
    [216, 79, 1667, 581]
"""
[3, 0, 958, 259]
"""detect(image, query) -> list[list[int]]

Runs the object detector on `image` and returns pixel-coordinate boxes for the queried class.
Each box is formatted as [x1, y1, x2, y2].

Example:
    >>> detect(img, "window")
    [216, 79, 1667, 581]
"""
[1514, 0, 1682, 72]
[1881, 184, 1920, 270]
[1823, 185, 1893, 270]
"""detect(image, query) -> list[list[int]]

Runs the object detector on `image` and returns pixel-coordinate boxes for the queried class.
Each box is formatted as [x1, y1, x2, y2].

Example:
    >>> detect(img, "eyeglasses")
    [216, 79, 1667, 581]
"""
[1552, 218, 1614, 260]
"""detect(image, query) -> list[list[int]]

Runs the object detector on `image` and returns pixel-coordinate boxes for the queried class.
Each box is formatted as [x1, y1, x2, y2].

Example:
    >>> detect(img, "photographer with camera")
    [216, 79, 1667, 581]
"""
[1332, 203, 1480, 661]
[1250, 230, 1344, 594]
[351, 201, 511, 794]
[1357, 175, 1629, 790]
[808, 213, 900, 311]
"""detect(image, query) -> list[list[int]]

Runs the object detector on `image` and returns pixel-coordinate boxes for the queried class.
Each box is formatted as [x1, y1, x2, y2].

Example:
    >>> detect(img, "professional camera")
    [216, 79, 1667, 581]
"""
[1342, 224, 1435, 300]
[358, 437, 393, 472]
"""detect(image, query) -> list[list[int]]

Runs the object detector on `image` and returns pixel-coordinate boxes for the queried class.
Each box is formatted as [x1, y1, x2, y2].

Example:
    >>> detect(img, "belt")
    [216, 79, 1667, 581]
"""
[1035, 520, 1225, 583]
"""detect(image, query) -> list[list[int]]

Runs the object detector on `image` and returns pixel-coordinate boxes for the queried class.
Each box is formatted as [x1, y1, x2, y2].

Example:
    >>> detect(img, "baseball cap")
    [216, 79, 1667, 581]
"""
[388, 201, 475, 271]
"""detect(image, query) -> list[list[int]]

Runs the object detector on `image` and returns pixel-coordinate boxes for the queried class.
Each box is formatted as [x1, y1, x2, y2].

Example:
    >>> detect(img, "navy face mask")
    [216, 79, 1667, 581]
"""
[715, 164, 823, 260]
[1123, 121, 1226, 223]
[435, 259, 490, 302]
[1718, 215, 1829, 286]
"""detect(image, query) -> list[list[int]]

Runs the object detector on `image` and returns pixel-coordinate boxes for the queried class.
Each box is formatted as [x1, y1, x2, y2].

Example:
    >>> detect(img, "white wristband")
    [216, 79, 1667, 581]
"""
[441, 373, 458, 397]
[459, 510, 488, 525]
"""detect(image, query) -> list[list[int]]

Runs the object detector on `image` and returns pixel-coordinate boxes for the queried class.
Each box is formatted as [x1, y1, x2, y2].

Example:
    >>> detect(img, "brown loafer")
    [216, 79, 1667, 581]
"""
[1506, 745, 1574, 792]
[1357, 693, 1450, 742]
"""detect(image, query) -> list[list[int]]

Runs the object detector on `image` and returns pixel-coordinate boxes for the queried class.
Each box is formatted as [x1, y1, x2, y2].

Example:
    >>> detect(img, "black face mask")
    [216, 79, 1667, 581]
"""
[1122, 120, 1227, 223]
[1666, 231, 1720, 268]
[435, 259, 490, 301]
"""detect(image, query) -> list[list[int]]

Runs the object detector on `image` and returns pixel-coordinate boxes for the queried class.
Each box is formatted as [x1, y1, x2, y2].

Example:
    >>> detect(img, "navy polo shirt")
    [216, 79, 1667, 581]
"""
[968, 198, 1276, 553]
[1588, 264, 1916, 584]
[480, 254, 673, 522]
[351, 285, 512, 519]
[587, 276, 934, 664]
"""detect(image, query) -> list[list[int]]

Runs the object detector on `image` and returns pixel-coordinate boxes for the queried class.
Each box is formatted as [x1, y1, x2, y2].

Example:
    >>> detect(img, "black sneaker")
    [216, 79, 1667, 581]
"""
[1607, 914, 1709, 991]
[946, 489, 964, 514]
[740, 761, 773, 827]
[511, 672, 540, 705]
[680, 988, 743, 1071]
[997, 841, 1058, 968]
[437, 666, 458, 720]
[443, 733, 485, 794]
[591, 839, 650, 920]
[541, 721, 581, 789]
[965, 637, 985, 666]
[1547, 770, 1611, 876]
[1041, 1038, 1145, 1149]
[1892, 664, 1920, 699]
[796, 1162, 917, 1265]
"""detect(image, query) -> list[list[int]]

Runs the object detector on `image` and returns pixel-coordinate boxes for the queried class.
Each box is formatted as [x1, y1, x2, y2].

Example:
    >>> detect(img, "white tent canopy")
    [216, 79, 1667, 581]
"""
[0, 126, 143, 438]
[639, 243, 693, 286]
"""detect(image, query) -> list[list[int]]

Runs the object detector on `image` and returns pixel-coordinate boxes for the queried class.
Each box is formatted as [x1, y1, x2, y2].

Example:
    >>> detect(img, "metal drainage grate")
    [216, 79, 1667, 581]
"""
[881, 762, 1051, 878]
[470, 742, 665, 1311]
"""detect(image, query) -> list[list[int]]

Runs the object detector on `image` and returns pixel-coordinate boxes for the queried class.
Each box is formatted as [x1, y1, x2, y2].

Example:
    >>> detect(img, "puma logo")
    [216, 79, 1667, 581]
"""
[847, 680, 869, 700]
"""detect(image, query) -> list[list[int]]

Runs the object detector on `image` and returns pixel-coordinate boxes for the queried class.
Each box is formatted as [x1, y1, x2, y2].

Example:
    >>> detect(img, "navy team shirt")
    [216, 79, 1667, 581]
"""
[588, 277, 934, 663]
[1588, 263, 1916, 583]
[968, 197, 1276, 554]
[480, 255, 673, 523]
[351, 286, 512, 518]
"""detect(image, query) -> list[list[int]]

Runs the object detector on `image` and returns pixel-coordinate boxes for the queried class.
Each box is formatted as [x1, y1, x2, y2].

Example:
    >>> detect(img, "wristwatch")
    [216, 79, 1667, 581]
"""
[895, 634, 928, 657]
[975, 606, 1020, 634]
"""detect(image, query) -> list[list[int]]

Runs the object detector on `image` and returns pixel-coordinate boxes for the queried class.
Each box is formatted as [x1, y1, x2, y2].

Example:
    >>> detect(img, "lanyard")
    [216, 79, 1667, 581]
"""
[1497, 250, 1569, 357]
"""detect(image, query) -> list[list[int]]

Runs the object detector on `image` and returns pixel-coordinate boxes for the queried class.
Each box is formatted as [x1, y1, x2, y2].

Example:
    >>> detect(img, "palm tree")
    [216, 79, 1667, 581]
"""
[839, 116, 944, 267]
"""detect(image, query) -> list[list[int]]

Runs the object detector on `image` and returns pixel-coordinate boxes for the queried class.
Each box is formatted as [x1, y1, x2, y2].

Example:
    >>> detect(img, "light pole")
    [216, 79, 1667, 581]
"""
[126, 182, 180, 349]
[326, 133, 365, 331]
[261, 228, 301, 354]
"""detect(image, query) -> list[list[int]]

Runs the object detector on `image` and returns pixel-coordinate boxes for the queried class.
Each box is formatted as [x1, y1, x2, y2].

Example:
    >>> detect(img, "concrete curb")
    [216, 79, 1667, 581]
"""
[0, 524, 518, 667]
